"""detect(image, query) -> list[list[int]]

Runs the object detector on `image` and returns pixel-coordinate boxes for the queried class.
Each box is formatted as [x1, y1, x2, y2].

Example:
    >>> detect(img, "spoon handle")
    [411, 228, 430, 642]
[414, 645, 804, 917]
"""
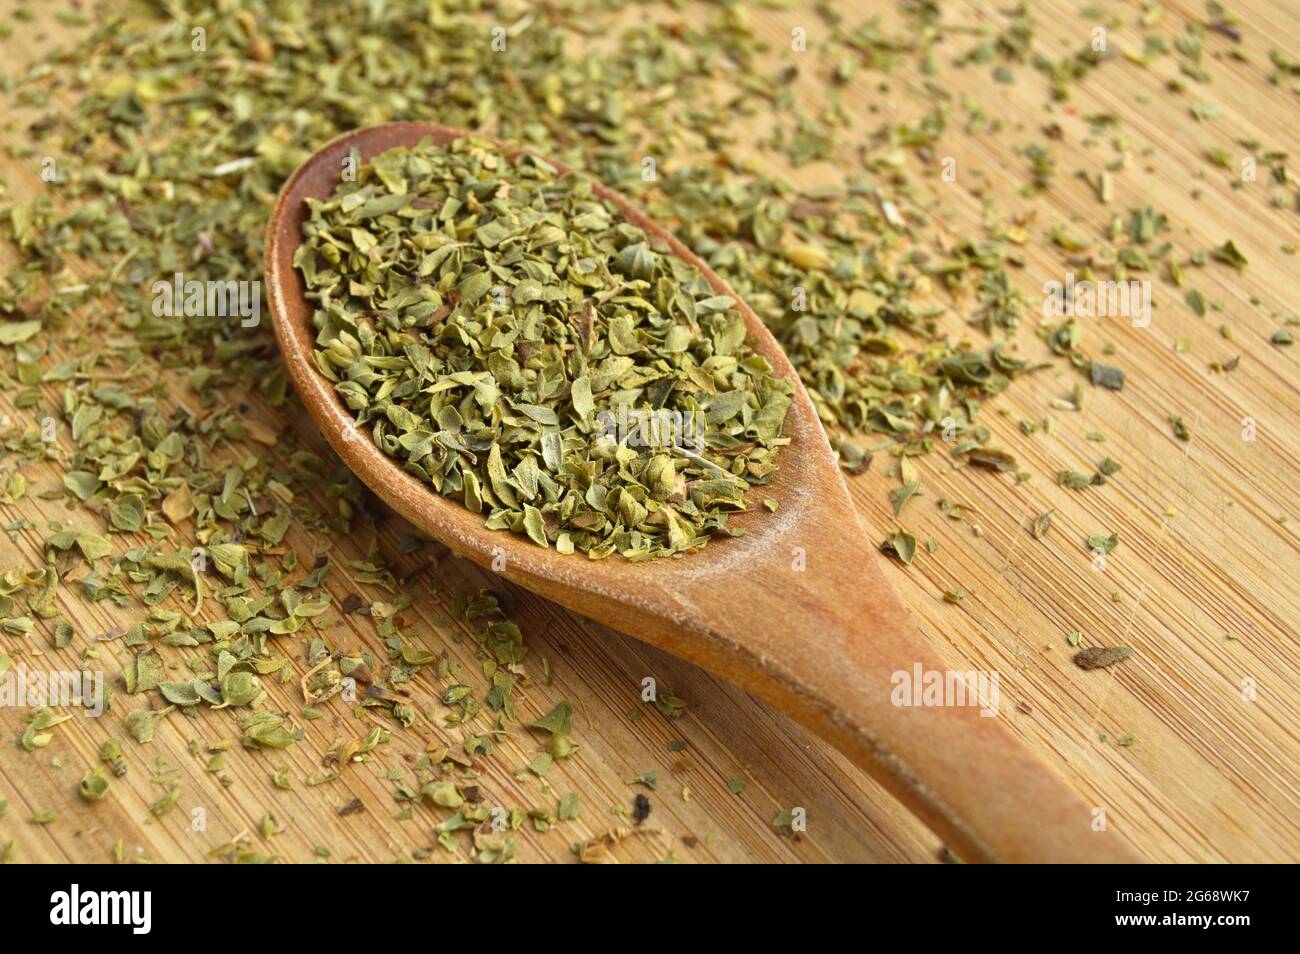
[647, 532, 1142, 863]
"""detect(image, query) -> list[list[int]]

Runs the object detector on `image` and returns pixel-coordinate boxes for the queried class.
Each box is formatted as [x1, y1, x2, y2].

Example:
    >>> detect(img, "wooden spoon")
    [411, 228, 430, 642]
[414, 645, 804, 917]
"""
[266, 122, 1140, 863]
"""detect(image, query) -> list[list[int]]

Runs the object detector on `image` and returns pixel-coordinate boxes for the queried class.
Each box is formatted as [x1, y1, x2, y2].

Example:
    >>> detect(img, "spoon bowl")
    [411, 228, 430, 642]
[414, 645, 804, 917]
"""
[267, 122, 1140, 863]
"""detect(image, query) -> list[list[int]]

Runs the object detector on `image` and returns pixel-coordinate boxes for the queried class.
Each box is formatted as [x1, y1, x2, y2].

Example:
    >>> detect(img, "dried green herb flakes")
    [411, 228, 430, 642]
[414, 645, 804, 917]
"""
[301, 139, 792, 560]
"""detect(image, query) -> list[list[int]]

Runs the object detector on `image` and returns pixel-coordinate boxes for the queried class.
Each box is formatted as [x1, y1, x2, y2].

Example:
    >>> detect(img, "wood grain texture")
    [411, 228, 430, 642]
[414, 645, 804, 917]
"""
[0, 0, 1297, 863]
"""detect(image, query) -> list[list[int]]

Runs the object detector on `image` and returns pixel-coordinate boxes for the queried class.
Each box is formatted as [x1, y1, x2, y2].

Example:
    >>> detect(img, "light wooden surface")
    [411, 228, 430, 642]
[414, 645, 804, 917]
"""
[0, 0, 1297, 863]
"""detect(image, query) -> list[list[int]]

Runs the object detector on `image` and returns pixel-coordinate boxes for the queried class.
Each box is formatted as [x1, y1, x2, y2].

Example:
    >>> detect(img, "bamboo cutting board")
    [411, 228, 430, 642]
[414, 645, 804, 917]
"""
[0, 0, 1296, 863]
